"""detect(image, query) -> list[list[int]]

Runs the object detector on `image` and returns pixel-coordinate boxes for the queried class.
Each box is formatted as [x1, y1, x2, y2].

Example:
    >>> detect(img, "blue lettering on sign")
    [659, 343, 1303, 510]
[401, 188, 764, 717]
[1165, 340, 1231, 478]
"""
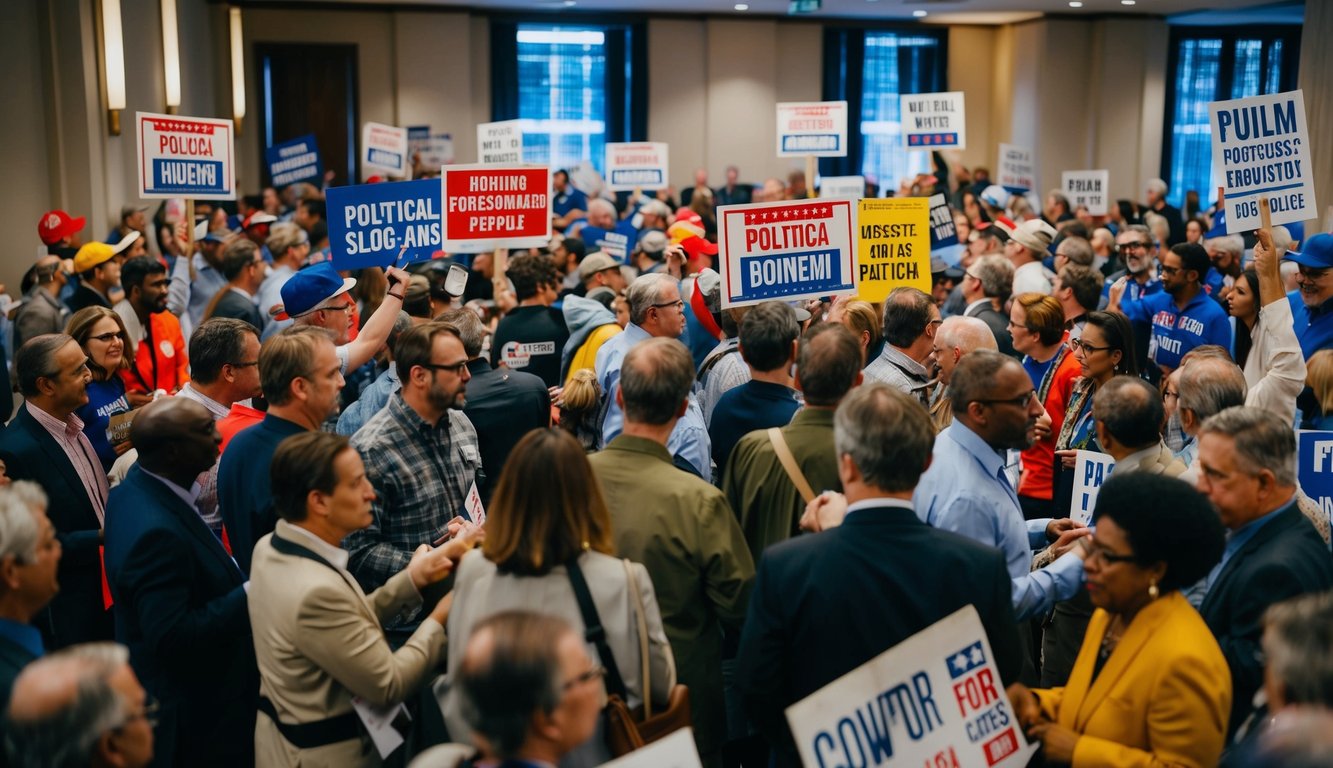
[739, 249, 850, 301]
[809, 671, 944, 768]
[151, 159, 224, 195]
[610, 169, 664, 186]
[368, 148, 403, 170]
[327, 178, 443, 270]
[265, 134, 323, 188]
[1299, 432, 1333, 522]
[783, 135, 841, 153]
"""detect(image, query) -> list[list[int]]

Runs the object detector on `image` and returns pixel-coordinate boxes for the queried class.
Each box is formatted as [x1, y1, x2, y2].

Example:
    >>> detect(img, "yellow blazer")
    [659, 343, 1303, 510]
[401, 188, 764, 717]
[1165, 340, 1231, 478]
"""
[1034, 591, 1231, 767]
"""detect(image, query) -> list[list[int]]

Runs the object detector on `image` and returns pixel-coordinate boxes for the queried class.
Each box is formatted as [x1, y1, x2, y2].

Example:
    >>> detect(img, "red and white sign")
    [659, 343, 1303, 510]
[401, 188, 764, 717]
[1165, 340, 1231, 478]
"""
[776, 101, 848, 158]
[442, 164, 551, 253]
[136, 111, 235, 200]
[718, 198, 857, 308]
[605, 142, 669, 191]
[362, 122, 409, 179]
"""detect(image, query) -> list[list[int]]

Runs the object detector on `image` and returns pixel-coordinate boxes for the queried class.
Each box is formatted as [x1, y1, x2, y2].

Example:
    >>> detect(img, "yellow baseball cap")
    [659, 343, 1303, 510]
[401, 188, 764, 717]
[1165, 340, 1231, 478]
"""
[72, 242, 116, 273]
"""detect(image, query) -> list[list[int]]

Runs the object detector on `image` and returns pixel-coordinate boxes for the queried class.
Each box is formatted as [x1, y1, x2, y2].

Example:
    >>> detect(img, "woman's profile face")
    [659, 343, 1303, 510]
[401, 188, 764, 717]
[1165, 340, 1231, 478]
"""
[1228, 276, 1256, 321]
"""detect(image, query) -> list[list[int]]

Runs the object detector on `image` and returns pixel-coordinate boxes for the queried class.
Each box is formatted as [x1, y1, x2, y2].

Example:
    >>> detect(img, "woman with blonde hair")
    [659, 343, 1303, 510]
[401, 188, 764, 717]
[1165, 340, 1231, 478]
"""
[440, 428, 675, 767]
[65, 306, 133, 471]
[1307, 349, 1333, 429]
[836, 299, 883, 367]
[558, 368, 603, 452]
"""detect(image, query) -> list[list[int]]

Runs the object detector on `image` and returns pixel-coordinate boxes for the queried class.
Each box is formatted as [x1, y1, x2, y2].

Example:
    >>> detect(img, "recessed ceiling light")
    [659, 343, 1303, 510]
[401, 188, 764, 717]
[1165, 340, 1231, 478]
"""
[734, 2, 749, 9]
[913, 9, 928, 17]
[1121, 0, 1136, 4]
[563, 0, 576, 5]
[1069, 1, 1083, 6]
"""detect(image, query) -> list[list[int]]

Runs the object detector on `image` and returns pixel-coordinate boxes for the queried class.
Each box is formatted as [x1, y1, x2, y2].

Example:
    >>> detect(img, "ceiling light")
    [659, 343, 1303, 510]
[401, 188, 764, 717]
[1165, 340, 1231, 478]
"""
[735, 2, 749, 9]
[913, 9, 928, 17]
[1069, 1, 1083, 6]
[1121, 0, 1136, 4]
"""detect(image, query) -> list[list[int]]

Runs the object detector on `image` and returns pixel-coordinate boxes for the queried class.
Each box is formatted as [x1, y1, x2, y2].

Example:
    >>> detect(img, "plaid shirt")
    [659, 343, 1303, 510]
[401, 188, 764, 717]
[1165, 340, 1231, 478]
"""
[345, 392, 480, 598]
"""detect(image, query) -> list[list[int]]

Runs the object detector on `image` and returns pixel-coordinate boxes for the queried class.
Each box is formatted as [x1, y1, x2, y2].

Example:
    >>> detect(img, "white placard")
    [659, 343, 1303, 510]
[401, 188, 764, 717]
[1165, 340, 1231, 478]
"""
[776, 101, 849, 158]
[818, 176, 865, 200]
[900, 91, 967, 151]
[718, 199, 857, 308]
[362, 122, 409, 179]
[786, 606, 1038, 768]
[595, 728, 703, 768]
[605, 142, 670, 192]
[477, 120, 524, 165]
[1061, 170, 1110, 217]
[1071, 450, 1116, 526]
[136, 111, 236, 201]
[1209, 89, 1317, 233]
[997, 144, 1035, 193]
[419, 134, 455, 168]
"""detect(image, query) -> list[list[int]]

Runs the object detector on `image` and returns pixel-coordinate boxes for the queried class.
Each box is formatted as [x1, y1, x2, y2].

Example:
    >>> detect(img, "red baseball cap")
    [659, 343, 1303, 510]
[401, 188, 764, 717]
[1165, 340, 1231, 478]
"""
[38, 210, 86, 246]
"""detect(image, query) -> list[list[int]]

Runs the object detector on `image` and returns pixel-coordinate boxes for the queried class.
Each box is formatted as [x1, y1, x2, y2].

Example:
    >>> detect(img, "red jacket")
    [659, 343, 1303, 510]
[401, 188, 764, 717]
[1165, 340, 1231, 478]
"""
[120, 310, 190, 394]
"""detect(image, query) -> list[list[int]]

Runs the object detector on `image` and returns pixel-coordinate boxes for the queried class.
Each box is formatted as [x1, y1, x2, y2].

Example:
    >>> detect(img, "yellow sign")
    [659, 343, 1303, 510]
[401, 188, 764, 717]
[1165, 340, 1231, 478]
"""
[856, 198, 931, 303]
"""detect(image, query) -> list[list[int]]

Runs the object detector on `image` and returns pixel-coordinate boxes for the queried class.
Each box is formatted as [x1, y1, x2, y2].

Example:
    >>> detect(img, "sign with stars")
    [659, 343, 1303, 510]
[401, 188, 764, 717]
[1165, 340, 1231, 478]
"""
[786, 606, 1039, 768]
[136, 111, 235, 200]
[901, 92, 967, 151]
[717, 198, 856, 309]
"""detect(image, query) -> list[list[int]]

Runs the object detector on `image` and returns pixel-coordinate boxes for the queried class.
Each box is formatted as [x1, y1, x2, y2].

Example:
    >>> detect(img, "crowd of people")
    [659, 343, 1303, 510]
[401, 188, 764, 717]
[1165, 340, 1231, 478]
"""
[1, 161, 1332, 768]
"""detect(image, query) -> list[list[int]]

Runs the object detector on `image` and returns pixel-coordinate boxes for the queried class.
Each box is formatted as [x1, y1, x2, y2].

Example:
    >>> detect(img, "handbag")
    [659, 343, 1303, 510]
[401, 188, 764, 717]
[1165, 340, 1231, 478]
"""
[566, 557, 692, 756]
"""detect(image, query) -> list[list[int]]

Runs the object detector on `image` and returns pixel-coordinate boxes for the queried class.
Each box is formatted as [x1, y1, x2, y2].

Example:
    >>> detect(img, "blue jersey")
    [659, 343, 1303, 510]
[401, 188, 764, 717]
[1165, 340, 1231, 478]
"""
[553, 187, 588, 217]
[1122, 290, 1232, 371]
[1289, 291, 1333, 359]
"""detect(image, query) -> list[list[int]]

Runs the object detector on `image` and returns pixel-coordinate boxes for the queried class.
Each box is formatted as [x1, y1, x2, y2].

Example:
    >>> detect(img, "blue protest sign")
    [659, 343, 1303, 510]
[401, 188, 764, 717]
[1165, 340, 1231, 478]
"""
[327, 179, 442, 270]
[265, 134, 322, 188]
[927, 193, 964, 267]
[1299, 431, 1333, 521]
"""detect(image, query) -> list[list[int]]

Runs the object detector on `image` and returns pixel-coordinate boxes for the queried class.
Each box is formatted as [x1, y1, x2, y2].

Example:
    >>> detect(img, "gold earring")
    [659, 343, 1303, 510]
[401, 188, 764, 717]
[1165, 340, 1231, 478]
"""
[1148, 581, 1159, 599]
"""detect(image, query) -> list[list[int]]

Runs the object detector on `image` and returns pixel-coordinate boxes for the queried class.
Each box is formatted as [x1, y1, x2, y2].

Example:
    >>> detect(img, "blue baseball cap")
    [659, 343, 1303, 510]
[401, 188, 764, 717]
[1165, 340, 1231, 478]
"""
[272, 261, 357, 320]
[1284, 233, 1333, 270]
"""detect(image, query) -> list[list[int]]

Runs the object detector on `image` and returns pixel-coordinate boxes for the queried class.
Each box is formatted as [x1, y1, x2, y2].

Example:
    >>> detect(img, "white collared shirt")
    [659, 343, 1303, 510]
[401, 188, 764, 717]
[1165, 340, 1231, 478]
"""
[282, 521, 355, 582]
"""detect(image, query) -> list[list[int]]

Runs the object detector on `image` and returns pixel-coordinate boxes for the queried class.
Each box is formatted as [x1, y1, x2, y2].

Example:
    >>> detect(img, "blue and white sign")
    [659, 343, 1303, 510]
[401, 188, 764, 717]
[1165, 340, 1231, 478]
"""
[1210, 89, 1317, 233]
[327, 178, 442, 270]
[265, 134, 322, 189]
[901, 91, 967, 151]
[928, 193, 965, 267]
[718, 198, 856, 308]
[787, 606, 1038, 768]
[997, 144, 1035, 194]
[1071, 450, 1116, 526]
[362, 122, 409, 179]
[408, 125, 431, 157]
[136, 111, 235, 200]
[605, 142, 669, 192]
[818, 176, 865, 200]
[1299, 431, 1333, 526]
[1061, 170, 1110, 217]
[776, 101, 848, 158]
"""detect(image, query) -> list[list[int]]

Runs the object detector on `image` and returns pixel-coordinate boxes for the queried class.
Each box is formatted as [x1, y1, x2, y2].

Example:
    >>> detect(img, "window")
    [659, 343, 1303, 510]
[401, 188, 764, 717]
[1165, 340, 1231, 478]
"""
[1162, 27, 1299, 210]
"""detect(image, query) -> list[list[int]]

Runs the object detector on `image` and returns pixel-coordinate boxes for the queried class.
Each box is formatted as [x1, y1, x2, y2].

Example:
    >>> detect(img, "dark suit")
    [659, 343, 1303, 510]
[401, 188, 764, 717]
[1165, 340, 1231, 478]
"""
[104, 466, 256, 767]
[0, 405, 111, 648]
[209, 288, 265, 331]
[715, 184, 752, 207]
[1200, 502, 1333, 736]
[964, 301, 1018, 359]
[0, 632, 38, 708]
[736, 502, 1021, 766]
[65, 283, 111, 314]
[461, 359, 550, 504]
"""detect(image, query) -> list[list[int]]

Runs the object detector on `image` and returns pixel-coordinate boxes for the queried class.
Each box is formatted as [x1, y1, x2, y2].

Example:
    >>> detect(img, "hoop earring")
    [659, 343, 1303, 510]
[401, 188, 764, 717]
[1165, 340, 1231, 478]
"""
[1148, 581, 1160, 600]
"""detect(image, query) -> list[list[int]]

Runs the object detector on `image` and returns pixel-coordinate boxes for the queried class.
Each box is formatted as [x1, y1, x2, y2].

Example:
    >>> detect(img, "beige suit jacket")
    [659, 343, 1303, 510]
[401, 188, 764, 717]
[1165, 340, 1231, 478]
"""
[249, 520, 446, 768]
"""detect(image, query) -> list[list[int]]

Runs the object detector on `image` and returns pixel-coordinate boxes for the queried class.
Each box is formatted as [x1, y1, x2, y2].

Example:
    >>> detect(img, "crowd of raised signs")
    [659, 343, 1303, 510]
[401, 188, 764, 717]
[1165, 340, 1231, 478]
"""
[1, 157, 1333, 768]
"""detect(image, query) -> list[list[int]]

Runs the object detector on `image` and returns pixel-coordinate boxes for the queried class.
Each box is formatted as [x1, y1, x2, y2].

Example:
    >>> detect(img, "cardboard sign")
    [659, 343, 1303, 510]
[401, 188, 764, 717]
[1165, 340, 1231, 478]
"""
[265, 134, 322, 189]
[997, 144, 1035, 194]
[787, 605, 1038, 768]
[136, 111, 235, 200]
[718, 199, 856, 308]
[606, 142, 669, 191]
[819, 176, 865, 200]
[1071, 450, 1116, 526]
[327, 179, 442, 270]
[1061, 170, 1110, 217]
[362, 122, 409, 179]
[1209, 89, 1317, 232]
[442, 164, 551, 253]
[1299, 431, 1333, 527]
[598, 728, 702, 768]
[901, 91, 967, 150]
[776, 101, 849, 158]
[928, 193, 965, 268]
[857, 198, 931, 303]
[106, 409, 138, 447]
[477, 120, 524, 164]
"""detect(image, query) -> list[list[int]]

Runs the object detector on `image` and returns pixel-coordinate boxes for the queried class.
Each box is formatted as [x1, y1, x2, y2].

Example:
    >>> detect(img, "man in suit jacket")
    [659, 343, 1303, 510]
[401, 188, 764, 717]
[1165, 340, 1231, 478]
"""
[208, 238, 268, 331]
[960, 254, 1018, 358]
[104, 398, 256, 767]
[588, 338, 754, 767]
[0, 334, 112, 648]
[0, 483, 60, 707]
[250, 431, 465, 766]
[737, 383, 1022, 766]
[1196, 406, 1333, 736]
[714, 165, 752, 207]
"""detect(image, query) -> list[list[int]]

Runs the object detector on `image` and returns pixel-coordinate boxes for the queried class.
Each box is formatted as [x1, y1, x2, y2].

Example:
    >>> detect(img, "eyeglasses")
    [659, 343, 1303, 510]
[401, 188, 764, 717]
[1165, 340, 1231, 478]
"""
[1163, 389, 1179, 401]
[1117, 243, 1149, 253]
[651, 300, 685, 312]
[1297, 267, 1331, 281]
[419, 360, 470, 376]
[1086, 544, 1137, 566]
[88, 332, 121, 343]
[974, 390, 1037, 409]
[118, 696, 161, 730]
[927, 318, 943, 328]
[1070, 338, 1111, 354]
[1158, 265, 1181, 277]
[228, 360, 260, 368]
[562, 665, 606, 692]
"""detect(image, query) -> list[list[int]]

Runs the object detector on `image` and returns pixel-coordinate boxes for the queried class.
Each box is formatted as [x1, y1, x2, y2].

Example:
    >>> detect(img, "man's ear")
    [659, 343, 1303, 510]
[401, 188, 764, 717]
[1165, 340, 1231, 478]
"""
[676, 397, 688, 419]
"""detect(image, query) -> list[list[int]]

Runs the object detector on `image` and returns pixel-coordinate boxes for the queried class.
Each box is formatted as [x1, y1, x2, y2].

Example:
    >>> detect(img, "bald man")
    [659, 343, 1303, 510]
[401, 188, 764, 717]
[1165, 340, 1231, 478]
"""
[930, 316, 998, 431]
[103, 398, 255, 768]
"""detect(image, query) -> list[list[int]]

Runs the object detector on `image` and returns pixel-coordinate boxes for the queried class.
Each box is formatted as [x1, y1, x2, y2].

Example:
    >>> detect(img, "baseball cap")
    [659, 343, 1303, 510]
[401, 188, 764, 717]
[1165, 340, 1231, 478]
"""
[637, 230, 669, 257]
[979, 185, 1010, 210]
[72, 242, 116, 273]
[930, 255, 965, 281]
[679, 235, 719, 260]
[1284, 233, 1333, 270]
[272, 262, 358, 320]
[112, 230, 142, 256]
[578, 252, 621, 281]
[243, 212, 278, 229]
[38, 210, 86, 246]
[997, 219, 1056, 254]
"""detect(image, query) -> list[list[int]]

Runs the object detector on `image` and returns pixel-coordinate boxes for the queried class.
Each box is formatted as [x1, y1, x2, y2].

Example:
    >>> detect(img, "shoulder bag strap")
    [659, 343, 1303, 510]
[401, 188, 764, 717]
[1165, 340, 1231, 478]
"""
[623, 559, 652, 717]
[566, 557, 628, 699]
[768, 427, 816, 504]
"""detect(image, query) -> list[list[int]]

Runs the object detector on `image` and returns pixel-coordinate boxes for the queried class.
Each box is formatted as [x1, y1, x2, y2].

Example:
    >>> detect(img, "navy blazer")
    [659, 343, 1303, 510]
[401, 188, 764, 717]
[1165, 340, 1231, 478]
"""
[0, 405, 110, 648]
[1200, 502, 1333, 736]
[736, 502, 1021, 766]
[104, 465, 256, 768]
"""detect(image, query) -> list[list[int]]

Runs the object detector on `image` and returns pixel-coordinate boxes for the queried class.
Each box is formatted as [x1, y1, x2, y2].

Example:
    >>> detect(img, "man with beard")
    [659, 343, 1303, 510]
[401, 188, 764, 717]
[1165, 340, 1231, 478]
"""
[346, 323, 480, 641]
[114, 257, 189, 405]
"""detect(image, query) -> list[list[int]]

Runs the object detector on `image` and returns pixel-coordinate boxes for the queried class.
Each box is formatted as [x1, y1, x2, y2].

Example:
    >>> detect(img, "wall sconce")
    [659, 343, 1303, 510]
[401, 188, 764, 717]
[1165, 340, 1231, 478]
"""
[230, 6, 245, 135]
[101, 0, 127, 135]
[161, 0, 181, 113]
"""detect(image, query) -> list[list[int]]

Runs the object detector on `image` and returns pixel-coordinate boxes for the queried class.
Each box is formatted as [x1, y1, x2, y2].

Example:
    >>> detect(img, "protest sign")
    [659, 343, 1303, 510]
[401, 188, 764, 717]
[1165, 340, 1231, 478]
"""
[997, 144, 1035, 193]
[598, 729, 702, 768]
[407, 125, 431, 158]
[327, 179, 442, 270]
[776, 101, 849, 157]
[136, 111, 235, 200]
[477, 120, 524, 164]
[605, 142, 669, 191]
[819, 176, 865, 200]
[265, 134, 322, 189]
[362, 122, 409, 179]
[1209, 89, 1317, 232]
[928, 193, 965, 267]
[420, 134, 455, 168]
[901, 91, 967, 150]
[1061, 170, 1110, 216]
[1298, 431, 1333, 525]
[718, 199, 856, 308]
[442, 164, 551, 253]
[787, 605, 1038, 768]
[857, 198, 931, 303]
[1071, 450, 1116, 526]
